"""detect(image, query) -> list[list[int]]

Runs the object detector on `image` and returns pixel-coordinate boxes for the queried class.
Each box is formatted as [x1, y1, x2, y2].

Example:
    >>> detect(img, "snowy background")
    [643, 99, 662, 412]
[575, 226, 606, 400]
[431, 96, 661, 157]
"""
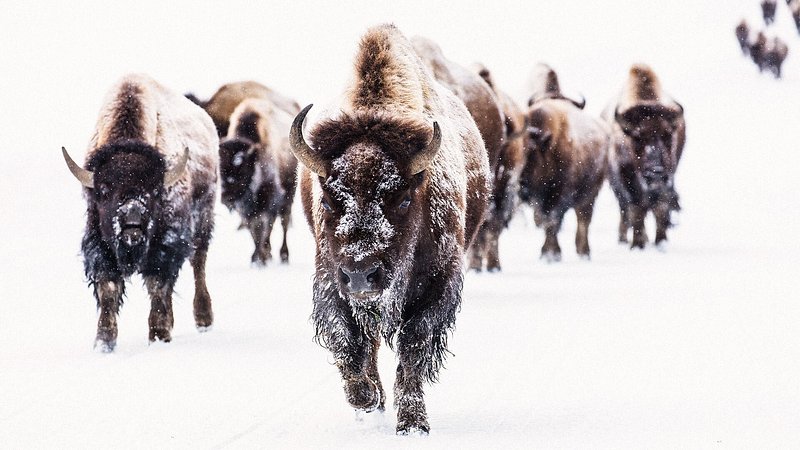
[1, 0, 799, 448]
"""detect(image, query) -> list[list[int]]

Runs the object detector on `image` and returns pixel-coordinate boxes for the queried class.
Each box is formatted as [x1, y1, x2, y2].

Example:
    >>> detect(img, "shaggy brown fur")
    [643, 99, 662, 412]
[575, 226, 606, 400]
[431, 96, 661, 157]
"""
[469, 63, 528, 271]
[188, 81, 300, 136]
[528, 63, 586, 109]
[294, 23, 489, 435]
[520, 98, 608, 261]
[219, 97, 298, 265]
[604, 64, 686, 248]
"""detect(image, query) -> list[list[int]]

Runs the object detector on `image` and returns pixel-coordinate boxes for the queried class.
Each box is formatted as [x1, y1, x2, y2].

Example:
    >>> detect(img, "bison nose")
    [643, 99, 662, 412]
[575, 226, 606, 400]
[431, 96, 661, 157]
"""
[338, 265, 383, 295]
[121, 200, 146, 227]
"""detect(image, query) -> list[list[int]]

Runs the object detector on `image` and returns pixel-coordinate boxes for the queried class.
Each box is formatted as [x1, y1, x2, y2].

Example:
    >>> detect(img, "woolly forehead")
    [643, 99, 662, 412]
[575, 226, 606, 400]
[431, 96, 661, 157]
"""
[326, 144, 404, 198]
[87, 141, 166, 189]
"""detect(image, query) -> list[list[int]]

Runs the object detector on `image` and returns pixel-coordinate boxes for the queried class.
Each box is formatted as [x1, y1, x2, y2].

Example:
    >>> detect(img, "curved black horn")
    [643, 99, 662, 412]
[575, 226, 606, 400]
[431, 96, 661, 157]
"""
[62, 147, 94, 188]
[408, 121, 442, 175]
[289, 104, 327, 177]
[570, 94, 587, 110]
[164, 148, 189, 187]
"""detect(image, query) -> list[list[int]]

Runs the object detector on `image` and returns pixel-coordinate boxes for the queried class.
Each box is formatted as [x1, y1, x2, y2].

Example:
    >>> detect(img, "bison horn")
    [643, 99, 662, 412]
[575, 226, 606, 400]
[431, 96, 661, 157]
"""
[62, 147, 94, 188]
[569, 94, 586, 110]
[408, 121, 442, 176]
[164, 147, 189, 187]
[289, 104, 327, 178]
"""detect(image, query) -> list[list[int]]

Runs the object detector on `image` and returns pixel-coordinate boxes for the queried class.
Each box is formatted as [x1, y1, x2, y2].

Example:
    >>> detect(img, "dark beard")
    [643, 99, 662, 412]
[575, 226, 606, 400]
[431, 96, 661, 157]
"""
[114, 239, 148, 276]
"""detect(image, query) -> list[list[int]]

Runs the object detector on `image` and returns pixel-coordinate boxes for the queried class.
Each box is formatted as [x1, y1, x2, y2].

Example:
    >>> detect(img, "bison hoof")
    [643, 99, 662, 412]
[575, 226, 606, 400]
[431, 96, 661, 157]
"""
[578, 252, 591, 261]
[194, 312, 213, 330]
[149, 328, 172, 343]
[93, 338, 116, 353]
[396, 420, 430, 436]
[540, 250, 562, 263]
[345, 377, 381, 412]
[486, 265, 501, 273]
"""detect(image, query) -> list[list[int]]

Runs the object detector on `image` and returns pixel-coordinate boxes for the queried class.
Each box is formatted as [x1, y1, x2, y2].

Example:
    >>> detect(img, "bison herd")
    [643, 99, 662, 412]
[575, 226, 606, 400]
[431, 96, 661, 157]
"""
[62, 24, 687, 435]
[736, 0, 799, 78]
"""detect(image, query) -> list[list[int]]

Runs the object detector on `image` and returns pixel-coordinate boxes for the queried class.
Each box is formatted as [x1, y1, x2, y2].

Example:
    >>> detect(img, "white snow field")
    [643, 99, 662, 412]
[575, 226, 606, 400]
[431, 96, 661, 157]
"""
[1, 1, 799, 448]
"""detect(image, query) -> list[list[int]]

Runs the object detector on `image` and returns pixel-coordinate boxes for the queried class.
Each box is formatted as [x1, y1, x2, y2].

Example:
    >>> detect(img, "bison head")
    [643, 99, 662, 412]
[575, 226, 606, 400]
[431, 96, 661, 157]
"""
[615, 102, 683, 192]
[218, 138, 258, 211]
[290, 105, 440, 306]
[63, 141, 187, 273]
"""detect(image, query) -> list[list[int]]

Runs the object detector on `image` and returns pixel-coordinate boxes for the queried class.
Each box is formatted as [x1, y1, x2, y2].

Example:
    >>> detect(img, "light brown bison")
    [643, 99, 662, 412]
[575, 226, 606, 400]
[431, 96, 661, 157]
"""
[186, 81, 300, 137]
[62, 74, 218, 351]
[604, 64, 686, 248]
[411, 36, 506, 272]
[527, 63, 586, 109]
[520, 65, 608, 261]
[469, 62, 528, 271]
[290, 24, 490, 435]
[219, 98, 298, 265]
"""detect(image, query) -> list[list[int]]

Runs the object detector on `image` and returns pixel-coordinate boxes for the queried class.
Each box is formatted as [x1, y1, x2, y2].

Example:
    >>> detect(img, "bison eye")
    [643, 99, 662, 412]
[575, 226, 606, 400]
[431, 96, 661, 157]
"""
[399, 196, 411, 209]
[321, 198, 332, 212]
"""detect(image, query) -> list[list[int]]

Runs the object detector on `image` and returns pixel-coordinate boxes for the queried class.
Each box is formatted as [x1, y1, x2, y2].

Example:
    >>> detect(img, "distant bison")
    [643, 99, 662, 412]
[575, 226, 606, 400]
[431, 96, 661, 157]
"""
[750, 32, 789, 78]
[520, 64, 608, 261]
[791, 0, 800, 34]
[604, 64, 686, 248]
[62, 74, 218, 351]
[762, 0, 777, 25]
[411, 36, 506, 272]
[527, 63, 586, 109]
[470, 62, 529, 271]
[291, 24, 489, 434]
[735, 20, 751, 56]
[186, 81, 300, 137]
[219, 97, 298, 265]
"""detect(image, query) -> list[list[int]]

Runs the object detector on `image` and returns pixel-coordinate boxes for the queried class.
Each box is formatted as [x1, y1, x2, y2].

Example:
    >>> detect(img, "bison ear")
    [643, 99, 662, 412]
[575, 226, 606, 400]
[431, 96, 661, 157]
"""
[407, 121, 442, 176]
[62, 147, 94, 188]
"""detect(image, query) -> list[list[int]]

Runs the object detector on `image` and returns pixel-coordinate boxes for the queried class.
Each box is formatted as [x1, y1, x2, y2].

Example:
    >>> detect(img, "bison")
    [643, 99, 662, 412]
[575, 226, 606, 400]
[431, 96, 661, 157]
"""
[219, 98, 298, 265]
[750, 32, 789, 78]
[791, 0, 800, 34]
[411, 36, 506, 272]
[290, 24, 490, 435]
[469, 62, 529, 271]
[735, 20, 751, 56]
[186, 80, 300, 137]
[762, 0, 777, 25]
[527, 63, 586, 109]
[62, 74, 218, 351]
[520, 64, 608, 261]
[603, 64, 686, 249]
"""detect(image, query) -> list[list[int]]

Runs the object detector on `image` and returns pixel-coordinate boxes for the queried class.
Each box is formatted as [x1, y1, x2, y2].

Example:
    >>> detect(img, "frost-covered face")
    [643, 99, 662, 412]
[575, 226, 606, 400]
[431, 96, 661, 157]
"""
[91, 150, 164, 272]
[319, 143, 424, 303]
[616, 104, 682, 191]
[219, 139, 257, 209]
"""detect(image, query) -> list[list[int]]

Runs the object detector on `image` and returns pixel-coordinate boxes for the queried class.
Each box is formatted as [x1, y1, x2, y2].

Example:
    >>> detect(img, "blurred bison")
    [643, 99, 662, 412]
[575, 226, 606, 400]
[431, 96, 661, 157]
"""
[62, 74, 218, 351]
[219, 97, 298, 265]
[791, 0, 800, 34]
[751, 32, 789, 78]
[735, 20, 751, 56]
[762, 0, 777, 25]
[411, 36, 506, 272]
[469, 62, 528, 271]
[186, 81, 300, 137]
[527, 63, 586, 109]
[604, 64, 686, 248]
[291, 24, 489, 435]
[520, 64, 608, 261]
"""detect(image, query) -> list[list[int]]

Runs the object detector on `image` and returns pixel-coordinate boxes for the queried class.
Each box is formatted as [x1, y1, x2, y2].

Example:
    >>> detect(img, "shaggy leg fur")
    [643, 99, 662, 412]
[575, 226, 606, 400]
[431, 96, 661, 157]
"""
[145, 277, 174, 342]
[340, 335, 385, 413]
[279, 214, 290, 263]
[541, 215, 563, 262]
[629, 205, 649, 249]
[94, 279, 123, 352]
[575, 203, 594, 259]
[654, 201, 671, 246]
[192, 250, 213, 329]
[467, 225, 487, 272]
[248, 215, 270, 265]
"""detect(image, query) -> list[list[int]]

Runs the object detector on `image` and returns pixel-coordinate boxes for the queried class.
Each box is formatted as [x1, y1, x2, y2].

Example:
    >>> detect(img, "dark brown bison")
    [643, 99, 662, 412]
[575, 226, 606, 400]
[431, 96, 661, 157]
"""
[735, 20, 751, 55]
[62, 74, 218, 351]
[604, 64, 686, 249]
[791, 0, 800, 33]
[468, 62, 529, 271]
[762, 0, 777, 25]
[750, 32, 789, 78]
[290, 24, 490, 435]
[411, 36, 506, 272]
[520, 65, 608, 261]
[219, 98, 298, 265]
[186, 81, 300, 137]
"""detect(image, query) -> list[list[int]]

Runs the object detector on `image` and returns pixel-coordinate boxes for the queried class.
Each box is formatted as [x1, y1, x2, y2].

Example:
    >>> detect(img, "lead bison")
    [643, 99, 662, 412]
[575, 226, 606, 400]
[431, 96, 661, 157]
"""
[62, 74, 218, 351]
[219, 98, 298, 265]
[411, 36, 506, 272]
[520, 64, 608, 261]
[604, 64, 686, 248]
[290, 24, 490, 435]
[186, 80, 300, 137]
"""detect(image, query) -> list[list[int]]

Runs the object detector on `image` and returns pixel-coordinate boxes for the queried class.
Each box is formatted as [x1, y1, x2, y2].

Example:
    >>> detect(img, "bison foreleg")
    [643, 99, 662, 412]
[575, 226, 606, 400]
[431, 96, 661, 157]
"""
[248, 215, 270, 266]
[540, 214, 563, 262]
[654, 201, 671, 246]
[93, 279, 124, 352]
[191, 249, 213, 330]
[279, 213, 290, 263]
[145, 277, 175, 343]
[467, 224, 488, 272]
[575, 203, 595, 259]
[629, 204, 649, 249]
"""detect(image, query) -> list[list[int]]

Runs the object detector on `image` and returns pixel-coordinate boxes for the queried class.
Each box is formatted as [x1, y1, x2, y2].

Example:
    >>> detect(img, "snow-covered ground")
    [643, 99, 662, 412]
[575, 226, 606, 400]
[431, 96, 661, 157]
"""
[1, 1, 799, 448]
